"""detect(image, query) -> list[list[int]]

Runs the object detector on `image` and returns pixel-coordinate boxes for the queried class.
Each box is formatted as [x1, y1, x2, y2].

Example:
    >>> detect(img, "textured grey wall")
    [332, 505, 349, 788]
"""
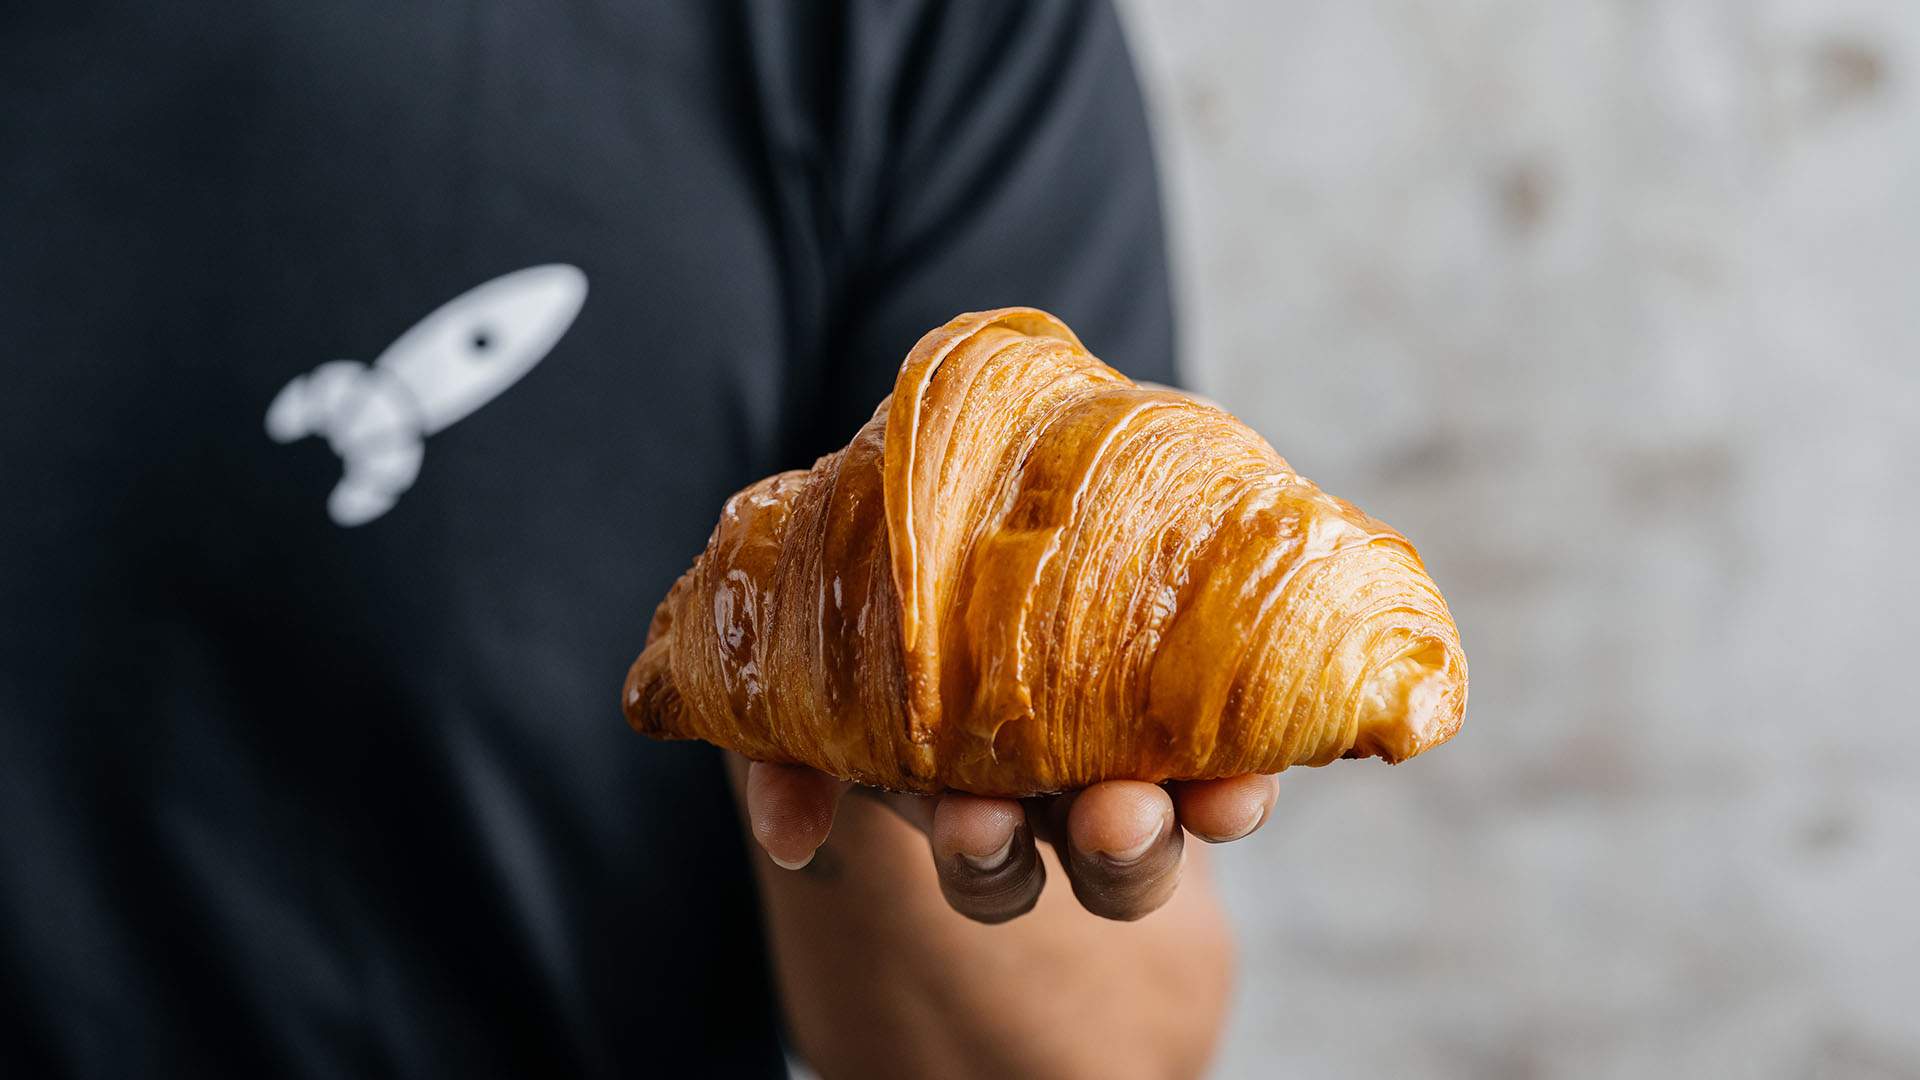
[1115, 2, 1920, 1076]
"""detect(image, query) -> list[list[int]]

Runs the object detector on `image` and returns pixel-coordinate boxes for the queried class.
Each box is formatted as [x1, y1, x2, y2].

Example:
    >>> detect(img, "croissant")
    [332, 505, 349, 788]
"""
[623, 309, 1466, 796]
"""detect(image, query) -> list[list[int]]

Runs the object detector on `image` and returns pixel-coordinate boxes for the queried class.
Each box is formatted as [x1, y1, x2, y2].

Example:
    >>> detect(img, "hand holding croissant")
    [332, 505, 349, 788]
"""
[625, 308, 1466, 796]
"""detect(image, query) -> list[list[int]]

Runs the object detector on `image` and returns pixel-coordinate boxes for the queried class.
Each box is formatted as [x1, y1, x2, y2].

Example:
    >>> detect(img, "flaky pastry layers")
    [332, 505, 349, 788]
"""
[624, 309, 1466, 796]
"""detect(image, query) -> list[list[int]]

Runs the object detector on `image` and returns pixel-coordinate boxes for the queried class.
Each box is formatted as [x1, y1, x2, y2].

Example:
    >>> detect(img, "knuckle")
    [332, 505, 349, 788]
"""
[1068, 839, 1184, 921]
[941, 852, 1044, 923]
[949, 884, 1042, 925]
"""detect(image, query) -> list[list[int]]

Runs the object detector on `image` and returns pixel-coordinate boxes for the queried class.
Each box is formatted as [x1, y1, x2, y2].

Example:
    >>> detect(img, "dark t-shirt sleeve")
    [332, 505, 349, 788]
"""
[769, 0, 1177, 463]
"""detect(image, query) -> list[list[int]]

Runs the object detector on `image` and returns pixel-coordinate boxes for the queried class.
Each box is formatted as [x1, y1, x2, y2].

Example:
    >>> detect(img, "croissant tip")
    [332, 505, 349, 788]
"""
[1349, 644, 1467, 764]
[620, 654, 648, 730]
[623, 642, 684, 738]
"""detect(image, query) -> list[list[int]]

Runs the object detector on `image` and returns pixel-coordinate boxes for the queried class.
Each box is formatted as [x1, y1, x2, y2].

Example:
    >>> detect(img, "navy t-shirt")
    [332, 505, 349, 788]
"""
[0, 1, 1175, 1074]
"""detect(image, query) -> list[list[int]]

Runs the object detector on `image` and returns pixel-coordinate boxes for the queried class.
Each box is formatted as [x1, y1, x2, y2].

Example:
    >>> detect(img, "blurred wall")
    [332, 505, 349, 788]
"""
[1115, 2, 1920, 1076]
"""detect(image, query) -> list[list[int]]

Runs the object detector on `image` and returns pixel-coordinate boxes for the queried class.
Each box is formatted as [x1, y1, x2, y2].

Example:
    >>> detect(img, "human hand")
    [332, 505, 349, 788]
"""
[735, 757, 1277, 924]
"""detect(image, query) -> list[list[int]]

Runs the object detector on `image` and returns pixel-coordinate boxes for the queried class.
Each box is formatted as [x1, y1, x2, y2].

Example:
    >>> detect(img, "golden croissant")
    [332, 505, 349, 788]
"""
[624, 308, 1466, 796]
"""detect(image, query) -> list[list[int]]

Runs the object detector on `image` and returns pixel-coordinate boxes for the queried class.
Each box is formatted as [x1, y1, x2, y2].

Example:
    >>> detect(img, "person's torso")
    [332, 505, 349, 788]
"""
[2, 3, 816, 1073]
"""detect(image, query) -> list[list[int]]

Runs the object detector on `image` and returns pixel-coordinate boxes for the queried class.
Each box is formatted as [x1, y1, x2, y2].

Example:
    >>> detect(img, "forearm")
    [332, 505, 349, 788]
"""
[749, 793, 1234, 1079]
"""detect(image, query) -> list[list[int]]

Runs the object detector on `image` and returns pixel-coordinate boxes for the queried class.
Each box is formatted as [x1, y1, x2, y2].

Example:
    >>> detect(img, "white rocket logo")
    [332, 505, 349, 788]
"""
[265, 264, 589, 526]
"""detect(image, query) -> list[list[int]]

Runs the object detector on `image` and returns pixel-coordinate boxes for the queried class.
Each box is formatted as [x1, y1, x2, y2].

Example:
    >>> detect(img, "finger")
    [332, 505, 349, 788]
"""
[1062, 781, 1183, 921]
[744, 761, 851, 870]
[928, 796, 1046, 924]
[1169, 774, 1279, 843]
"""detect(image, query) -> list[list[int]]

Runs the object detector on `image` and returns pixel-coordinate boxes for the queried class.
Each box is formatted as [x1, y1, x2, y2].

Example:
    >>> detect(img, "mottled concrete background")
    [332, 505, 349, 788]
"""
[1113, 2, 1920, 1077]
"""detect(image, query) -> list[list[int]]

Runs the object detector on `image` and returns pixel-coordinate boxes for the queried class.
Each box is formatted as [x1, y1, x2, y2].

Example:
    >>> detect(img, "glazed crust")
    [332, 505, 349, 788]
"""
[624, 309, 1466, 796]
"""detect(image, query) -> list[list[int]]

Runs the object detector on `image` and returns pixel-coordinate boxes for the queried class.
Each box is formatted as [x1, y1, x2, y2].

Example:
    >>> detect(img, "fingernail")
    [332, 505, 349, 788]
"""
[1099, 813, 1170, 866]
[959, 831, 1016, 873]
[769, 850, 815, 871]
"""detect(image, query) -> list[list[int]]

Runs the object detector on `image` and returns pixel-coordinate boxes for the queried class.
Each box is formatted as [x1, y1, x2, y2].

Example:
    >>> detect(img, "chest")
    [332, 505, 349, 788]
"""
[1, 0, 803, 701]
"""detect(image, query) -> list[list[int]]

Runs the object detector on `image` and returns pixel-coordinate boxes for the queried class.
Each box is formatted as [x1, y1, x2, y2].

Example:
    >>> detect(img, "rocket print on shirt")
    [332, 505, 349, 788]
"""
[265, 264, 588, 526]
